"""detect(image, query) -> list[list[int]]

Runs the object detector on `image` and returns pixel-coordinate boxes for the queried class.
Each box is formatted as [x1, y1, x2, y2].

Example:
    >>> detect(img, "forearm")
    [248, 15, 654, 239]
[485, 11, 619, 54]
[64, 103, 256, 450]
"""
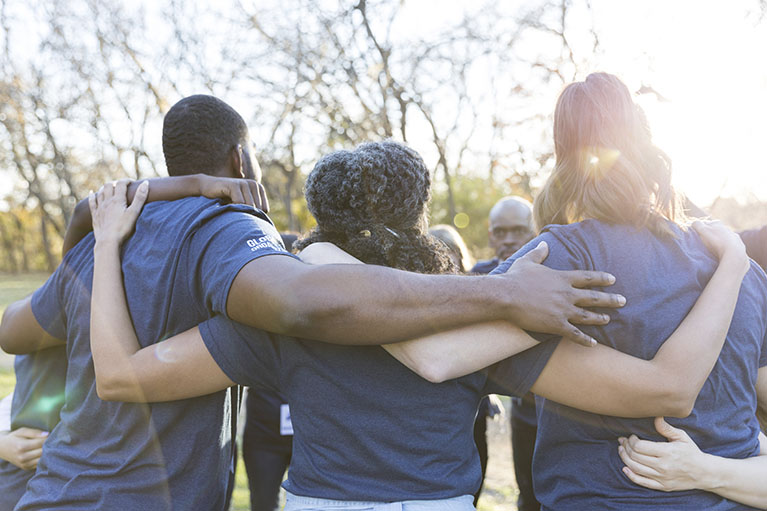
[91, 242, 147, 400]
[383, 320, 537, 382]
[63, 175, 207, 255]
[228, 260, 514, 345]
[649, 250, 749, 410]
[697, 453, 767, 509]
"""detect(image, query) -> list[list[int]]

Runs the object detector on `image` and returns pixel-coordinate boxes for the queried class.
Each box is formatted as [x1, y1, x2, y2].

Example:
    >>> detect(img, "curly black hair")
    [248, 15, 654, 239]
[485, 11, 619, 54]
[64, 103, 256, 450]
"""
[294, 141, 457, 274]
[162, 95, 249, 176]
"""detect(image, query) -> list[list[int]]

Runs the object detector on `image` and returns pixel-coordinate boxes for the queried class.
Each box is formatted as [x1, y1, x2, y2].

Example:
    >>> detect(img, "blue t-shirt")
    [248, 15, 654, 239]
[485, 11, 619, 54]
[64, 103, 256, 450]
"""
[18, 197, 296, 511]
[0, 349, 67, 510]
[198, 316, 557, 501]
[494, 219, 767, 511]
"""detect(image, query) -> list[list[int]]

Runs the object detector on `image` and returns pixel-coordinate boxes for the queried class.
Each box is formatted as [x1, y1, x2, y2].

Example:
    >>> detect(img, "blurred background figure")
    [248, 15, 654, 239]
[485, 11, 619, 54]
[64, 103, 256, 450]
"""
[241, 232, 299, 511]
[429, 225, 474, 273]
[470, 196, 539, 511]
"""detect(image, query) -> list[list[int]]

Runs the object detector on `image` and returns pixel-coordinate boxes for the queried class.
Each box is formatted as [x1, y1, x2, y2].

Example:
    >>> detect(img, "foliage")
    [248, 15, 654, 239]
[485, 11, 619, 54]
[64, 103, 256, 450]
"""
[0, 0, 599, 262]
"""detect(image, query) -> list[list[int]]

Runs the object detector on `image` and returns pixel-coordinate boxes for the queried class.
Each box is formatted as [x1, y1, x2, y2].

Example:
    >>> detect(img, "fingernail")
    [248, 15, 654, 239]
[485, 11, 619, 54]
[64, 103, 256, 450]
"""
[590, 338, 598, 346]
[41, 432, 49, 437]
[607, 274, 616, 284]
[618, 295, 626, 306]
[139, 180, 148, 190]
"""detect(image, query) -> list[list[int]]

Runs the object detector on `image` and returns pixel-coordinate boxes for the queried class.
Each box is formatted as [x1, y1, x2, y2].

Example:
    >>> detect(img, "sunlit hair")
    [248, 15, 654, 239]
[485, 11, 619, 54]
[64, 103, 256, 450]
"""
[429, 224, 474, 273]
[534, 72, 686, 237]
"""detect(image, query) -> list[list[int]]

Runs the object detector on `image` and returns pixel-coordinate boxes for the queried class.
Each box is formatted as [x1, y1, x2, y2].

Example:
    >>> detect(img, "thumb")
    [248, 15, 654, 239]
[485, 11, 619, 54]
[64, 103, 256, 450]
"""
[654, 417, 690, 443]
[519, 241, 548, 265]
[127, 181, 149, 216]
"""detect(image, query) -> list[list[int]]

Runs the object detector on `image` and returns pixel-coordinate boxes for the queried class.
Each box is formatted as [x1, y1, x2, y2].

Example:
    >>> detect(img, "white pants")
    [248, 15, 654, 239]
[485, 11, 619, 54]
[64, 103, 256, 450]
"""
[283, 492, 476, 511]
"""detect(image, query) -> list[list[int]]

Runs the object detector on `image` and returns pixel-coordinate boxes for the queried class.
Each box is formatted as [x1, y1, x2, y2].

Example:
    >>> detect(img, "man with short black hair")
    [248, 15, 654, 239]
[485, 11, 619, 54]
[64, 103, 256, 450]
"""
[1, 97, 623, 509]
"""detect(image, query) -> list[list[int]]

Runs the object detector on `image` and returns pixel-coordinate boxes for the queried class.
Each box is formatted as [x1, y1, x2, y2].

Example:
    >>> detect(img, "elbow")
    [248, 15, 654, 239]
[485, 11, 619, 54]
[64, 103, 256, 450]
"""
[94, 371, 134, 402]
[407, 356, 454, 384]
[654, 385, 697, 418]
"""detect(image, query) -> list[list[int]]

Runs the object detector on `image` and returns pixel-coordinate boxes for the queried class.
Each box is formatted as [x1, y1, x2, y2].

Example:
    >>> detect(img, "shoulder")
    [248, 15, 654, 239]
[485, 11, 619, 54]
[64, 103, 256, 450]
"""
[470, 259, 499, 274]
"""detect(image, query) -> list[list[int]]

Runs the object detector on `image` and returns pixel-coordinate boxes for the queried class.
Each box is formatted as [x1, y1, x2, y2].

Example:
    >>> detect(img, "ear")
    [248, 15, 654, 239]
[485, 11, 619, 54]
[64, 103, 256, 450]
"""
[228, 145, 245, 179]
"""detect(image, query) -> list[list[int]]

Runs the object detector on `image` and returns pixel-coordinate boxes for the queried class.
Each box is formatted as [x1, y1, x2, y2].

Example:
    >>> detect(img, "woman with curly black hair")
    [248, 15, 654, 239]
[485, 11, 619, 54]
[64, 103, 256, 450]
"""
[294, 141, 456, 275]
[86, 139, 746, 511]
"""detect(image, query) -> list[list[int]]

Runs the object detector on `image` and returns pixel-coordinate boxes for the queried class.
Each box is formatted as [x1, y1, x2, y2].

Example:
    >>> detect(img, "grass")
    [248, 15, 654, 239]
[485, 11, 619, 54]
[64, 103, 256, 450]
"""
[0, 273, 517, 510]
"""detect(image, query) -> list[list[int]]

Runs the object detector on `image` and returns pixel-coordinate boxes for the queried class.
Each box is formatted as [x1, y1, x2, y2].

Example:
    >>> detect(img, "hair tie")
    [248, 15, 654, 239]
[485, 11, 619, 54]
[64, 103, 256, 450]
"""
[384, 226, 401, 239]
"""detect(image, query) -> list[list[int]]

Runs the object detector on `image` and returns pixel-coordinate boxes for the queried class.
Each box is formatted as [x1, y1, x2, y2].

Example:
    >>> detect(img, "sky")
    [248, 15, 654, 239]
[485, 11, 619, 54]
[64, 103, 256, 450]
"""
[398, 0, 767, 206]
[2, 0, 766, 208]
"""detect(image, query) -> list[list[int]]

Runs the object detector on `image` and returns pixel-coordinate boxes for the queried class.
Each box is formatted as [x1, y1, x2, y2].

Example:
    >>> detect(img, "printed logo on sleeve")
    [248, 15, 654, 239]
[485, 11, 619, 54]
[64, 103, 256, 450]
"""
[246, 235, 283, 252]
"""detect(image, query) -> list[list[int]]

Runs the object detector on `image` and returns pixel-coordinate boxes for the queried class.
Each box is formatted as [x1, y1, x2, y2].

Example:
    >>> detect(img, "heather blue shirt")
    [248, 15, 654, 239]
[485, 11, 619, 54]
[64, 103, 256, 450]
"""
[18, 197, 296, 511]
[199, 317, 557, 501]
[495, 220, 767, 511]
[0, 349, 67, 510]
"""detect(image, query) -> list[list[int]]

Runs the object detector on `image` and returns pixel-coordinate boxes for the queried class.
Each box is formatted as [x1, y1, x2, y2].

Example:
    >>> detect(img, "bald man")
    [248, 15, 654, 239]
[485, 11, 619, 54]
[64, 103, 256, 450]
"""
[470, 196, 539, 511]
[472, 197, 535, 273]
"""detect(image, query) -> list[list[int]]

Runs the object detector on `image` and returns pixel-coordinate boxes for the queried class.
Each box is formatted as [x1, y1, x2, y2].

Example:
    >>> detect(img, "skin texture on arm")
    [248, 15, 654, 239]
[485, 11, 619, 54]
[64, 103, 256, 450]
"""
[0, 297, 65, 354]
[62, 175, 268, 256]
[300, 232, 747, 420]
[89, 181, 235, 402]
[228, 240, 625, 347]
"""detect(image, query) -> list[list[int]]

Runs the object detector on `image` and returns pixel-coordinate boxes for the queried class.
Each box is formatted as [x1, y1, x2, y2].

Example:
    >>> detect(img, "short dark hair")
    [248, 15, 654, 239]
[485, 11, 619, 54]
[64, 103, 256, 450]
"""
[162, 95, 249, 176]
[295, 141, 456, 274]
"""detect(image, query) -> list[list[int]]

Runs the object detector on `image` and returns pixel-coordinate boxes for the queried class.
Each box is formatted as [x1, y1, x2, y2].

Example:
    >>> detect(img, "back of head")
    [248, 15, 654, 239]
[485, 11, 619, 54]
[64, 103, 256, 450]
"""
[535, 72, 685, 237]
[429, 224, 474, 273]
[295, 140, 456, 274]
[162, 95, 249, 176]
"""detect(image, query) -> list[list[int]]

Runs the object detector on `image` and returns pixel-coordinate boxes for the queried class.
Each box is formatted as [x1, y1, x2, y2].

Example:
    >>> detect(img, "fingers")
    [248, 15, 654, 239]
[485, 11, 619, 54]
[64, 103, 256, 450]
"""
[619, 437, 662, 469]
[618, 444, 662, 479]
[571, 288, 625, 309]
[230, 181, 246, 205]
[621, 466, 665, 491]
[252, 182, 270, 212]
[88, 192, 97, 218]
[13, 428, 47, 439]
[21, 447, 43, 470]
[568, 270, 617, 289]
[622, 434, 668, 457]
[125, 181, 149, 220]
[517, 241, 548, 265]
[560, 323, 597, 347]
[569, 307, 611, 326]
[240, 181, 256, 208]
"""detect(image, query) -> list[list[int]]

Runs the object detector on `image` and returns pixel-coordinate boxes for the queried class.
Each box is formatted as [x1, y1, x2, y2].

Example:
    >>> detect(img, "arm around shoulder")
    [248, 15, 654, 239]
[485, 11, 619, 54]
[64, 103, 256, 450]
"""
[0, 296, 64, 354]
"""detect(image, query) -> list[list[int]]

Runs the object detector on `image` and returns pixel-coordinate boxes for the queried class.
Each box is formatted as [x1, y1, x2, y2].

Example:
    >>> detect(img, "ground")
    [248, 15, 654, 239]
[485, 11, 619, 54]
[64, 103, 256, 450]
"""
[0, 273, 521, 510]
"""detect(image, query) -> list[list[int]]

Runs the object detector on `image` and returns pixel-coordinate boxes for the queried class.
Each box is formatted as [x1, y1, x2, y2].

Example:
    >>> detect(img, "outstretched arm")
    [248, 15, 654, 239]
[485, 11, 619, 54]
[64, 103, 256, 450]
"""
[618, 415, 767, 509]
[62, 175, 268, 255]
[299, 228, 747, 418]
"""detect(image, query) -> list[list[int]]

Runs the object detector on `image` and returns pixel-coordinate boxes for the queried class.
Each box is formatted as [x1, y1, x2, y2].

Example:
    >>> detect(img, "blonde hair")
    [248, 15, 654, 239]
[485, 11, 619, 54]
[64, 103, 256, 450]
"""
[534, 72, 686, 237]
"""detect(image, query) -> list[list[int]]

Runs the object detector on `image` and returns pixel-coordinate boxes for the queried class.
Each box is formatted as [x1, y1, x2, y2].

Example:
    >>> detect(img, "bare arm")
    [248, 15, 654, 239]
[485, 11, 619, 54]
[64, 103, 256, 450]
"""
[0, 296, 65, 354]
[619, 407, 767, 508]
[231, 239, 626, 347]
[88, 181, 234, 401]
[62, 175, 268, 255]
[299, 230, 746, 418]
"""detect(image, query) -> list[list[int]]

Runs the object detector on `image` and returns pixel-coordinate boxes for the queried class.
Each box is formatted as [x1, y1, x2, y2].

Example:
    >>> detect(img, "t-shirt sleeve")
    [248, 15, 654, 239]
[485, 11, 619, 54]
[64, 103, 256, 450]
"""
[185, 209, 301, 316]
[30, 267, 67, 340]
[483, 339, 561, 397]
[198, 315, 282, 390]
[484, 228, 588, 393]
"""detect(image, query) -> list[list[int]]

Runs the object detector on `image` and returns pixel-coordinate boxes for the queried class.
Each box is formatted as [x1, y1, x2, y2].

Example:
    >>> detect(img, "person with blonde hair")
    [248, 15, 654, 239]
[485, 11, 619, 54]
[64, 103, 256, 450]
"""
[492, 72, 767, 510]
